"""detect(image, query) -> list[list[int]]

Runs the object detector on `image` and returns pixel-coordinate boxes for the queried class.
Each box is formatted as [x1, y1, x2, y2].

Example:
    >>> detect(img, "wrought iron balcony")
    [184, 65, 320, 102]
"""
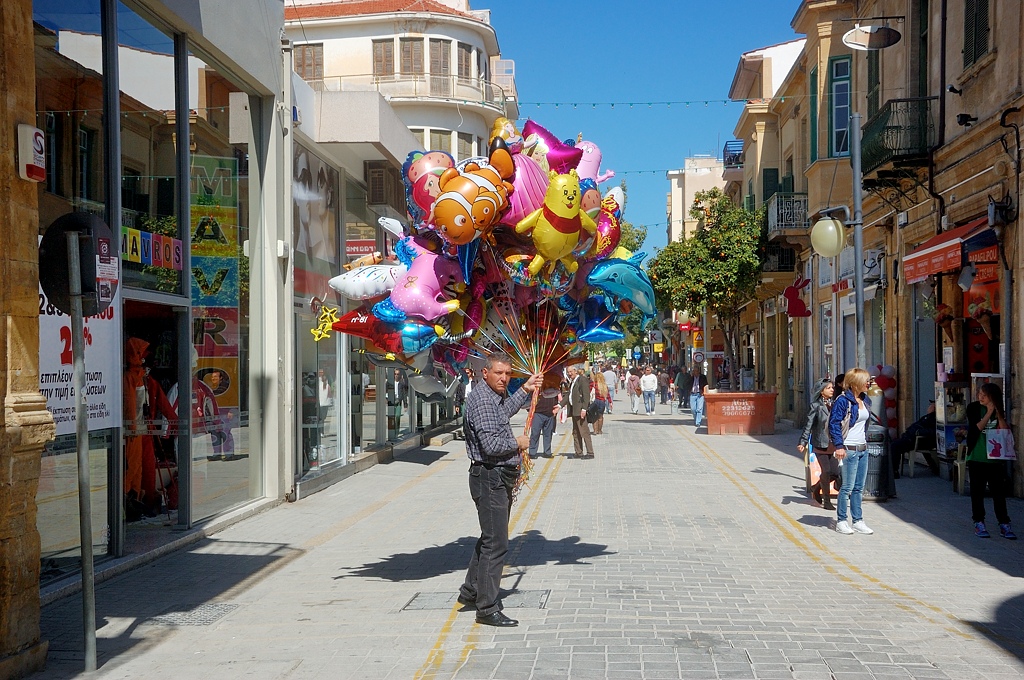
[766, 192, 809, 238]
[861, 97, 939, 175]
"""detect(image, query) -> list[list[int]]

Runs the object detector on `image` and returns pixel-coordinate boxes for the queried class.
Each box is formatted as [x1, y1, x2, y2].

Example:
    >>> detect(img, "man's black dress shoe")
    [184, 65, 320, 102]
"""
[456, 594, 475, 608]
[476, 611, 518, 627]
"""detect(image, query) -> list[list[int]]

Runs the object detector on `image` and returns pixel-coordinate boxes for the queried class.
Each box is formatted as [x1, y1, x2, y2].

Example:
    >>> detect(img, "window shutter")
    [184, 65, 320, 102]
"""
[975, 0, 989, 62]
[781, 174, 794, 194]
[866, 50, 880, 118]
[762, 168, 780, 204]
[373, 40, 394, 76]
[401, 39, 424, 74]
[413, 39, 423, 73]
[458, 43, 472, 78]
[313, 44, 323, 80]
[430, 39, 450, 75]
[963, 0, 977, 69]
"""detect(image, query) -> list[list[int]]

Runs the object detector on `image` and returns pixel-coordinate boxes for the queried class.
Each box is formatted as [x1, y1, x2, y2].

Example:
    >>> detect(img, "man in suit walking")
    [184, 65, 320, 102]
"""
[566, 364, 595, 459]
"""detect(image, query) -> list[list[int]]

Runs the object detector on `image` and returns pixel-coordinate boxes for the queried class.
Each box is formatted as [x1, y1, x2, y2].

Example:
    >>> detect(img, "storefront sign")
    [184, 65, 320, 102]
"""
[678, 322, 691, 332]
[968, 245, 999, 264]
[974, 263, 999, 283]
[346, 240, 377, 257]
[38, 287, 122, 437]
[17, 124, 45, 182]
[653, 342, 664, 353]
[831, 279, 850, 293]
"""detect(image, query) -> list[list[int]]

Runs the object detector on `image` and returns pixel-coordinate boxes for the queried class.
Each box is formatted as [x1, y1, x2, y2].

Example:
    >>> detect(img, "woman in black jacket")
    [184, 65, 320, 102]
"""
[798, 378, 836, 509]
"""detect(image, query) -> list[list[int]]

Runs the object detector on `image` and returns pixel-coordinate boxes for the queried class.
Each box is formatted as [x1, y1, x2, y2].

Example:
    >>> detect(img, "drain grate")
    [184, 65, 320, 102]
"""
[403, 590, 550, 611]
[145, 603, 239, 626]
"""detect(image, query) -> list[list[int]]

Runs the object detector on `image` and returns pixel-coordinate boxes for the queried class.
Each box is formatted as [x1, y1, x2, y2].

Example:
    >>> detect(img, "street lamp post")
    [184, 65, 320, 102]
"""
[850, 112, 867, 370]
[810, 114, 868, 372]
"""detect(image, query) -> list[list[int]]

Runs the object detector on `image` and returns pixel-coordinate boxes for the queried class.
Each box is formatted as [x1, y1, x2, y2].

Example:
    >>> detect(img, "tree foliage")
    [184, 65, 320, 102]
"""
[646, 188, 762, 388]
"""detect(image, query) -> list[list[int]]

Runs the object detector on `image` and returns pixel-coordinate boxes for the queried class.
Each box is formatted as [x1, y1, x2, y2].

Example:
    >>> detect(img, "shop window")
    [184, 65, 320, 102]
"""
[829, 57, 851, 156]
[372, 39, 394, 77]
[963, 0, 989, 70]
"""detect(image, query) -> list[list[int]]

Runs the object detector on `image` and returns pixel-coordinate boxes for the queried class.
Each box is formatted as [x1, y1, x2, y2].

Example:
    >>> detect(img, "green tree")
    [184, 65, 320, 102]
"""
[646, 188, 762, 390]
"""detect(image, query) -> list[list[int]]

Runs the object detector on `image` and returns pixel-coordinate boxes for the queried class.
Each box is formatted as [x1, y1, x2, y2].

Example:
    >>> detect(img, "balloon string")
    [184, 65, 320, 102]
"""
[512, 388, 539, 504]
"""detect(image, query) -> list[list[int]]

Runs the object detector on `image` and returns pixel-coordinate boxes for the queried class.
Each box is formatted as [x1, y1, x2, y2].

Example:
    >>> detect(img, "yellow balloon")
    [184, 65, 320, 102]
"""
[515, 169, 597, 277]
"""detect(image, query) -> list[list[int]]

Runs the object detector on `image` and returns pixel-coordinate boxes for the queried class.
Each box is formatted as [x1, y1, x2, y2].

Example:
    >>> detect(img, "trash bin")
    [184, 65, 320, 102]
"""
[863, 418, 896, 501]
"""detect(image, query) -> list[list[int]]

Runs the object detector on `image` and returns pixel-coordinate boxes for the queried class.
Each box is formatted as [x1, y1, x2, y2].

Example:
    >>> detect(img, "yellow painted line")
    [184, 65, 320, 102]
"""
[676, 426, 980, 640]
[417, 431, 571, 680]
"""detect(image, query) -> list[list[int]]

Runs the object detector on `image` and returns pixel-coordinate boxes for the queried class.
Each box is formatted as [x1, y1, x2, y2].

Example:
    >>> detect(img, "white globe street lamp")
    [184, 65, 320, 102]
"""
[810, 216, 847, 258]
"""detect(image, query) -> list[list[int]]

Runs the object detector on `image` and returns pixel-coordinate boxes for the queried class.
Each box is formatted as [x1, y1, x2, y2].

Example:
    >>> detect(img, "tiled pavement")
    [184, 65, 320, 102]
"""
[36, 397, 1024, 679]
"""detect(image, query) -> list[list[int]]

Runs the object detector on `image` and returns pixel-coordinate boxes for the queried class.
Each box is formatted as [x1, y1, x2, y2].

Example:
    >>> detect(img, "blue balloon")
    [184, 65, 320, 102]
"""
[586, 252, 656, 326]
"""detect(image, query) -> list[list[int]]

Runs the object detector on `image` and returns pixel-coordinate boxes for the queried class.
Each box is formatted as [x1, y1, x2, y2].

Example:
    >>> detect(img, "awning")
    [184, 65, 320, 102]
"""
[903, 217, 989, 284]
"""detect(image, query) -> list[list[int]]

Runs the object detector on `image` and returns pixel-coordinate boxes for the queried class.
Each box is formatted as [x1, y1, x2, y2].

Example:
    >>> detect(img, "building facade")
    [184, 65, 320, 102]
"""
[727, 0, 1021, 492]
[665, 156, 726, 243]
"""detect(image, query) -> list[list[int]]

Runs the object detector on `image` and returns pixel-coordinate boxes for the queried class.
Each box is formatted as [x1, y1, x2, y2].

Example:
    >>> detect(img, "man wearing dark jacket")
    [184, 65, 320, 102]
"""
[566, 364, 595, 458]
[686, 365, 710, 428]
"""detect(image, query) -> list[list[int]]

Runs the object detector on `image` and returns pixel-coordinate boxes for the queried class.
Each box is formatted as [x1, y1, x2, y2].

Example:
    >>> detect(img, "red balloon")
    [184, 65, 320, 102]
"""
[874, 375, 892, 390]
[888, 418, 898, 427]
[885, 398, 897, 408]
[333, 307, 404, 354]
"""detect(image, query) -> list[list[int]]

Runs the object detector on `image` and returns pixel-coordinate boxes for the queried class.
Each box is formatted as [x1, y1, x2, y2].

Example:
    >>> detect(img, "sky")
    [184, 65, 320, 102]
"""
[488, 0, 802, 258]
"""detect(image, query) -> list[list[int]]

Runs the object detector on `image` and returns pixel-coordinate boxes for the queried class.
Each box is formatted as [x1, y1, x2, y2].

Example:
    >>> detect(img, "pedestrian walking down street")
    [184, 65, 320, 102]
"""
[966, 382, 1016, 539]
[566, 364, 596, 458]
[528, 373, 562, 458]
[618, 368, 626, 392]
[458, 354, 543, 627]
[658, 369, 670, 404]
[640, 366, 658, 415]
[830, 368, 874, 536]
[674, 368, 689, 412]
[688, 365, 709, 428]
[592, 372, 610, 435]
[798, 378, 837, 510]
[626, 369, 642, 415]
[602, 364, 618, 414]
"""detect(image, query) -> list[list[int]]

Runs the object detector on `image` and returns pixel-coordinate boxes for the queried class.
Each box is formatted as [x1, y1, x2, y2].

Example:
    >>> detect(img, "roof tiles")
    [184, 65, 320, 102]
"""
[284, 1, 479, 22]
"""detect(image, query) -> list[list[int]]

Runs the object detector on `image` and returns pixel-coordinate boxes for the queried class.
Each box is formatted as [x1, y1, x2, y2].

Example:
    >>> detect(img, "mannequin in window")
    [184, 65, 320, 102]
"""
[123, 337, 177, 520]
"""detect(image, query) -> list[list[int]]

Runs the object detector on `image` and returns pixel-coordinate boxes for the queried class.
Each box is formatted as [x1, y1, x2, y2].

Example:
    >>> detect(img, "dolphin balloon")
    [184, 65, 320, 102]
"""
[586, 252, 656, 327]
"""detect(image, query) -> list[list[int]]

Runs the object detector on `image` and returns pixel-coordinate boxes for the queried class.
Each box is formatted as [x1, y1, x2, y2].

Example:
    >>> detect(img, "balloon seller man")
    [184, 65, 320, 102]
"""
[457, 354, 543, 627]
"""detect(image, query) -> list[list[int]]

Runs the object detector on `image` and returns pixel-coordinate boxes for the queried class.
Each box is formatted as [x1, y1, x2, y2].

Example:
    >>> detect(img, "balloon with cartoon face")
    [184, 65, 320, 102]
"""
[403, 150, 455, 223]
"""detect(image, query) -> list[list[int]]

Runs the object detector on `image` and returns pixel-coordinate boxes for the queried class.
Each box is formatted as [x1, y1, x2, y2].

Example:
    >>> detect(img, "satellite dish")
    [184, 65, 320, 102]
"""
[842, 25, 902, 50]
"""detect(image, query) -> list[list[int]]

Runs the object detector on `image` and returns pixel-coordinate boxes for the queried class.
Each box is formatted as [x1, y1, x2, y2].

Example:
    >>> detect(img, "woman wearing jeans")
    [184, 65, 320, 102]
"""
[829, 368, 874, 536]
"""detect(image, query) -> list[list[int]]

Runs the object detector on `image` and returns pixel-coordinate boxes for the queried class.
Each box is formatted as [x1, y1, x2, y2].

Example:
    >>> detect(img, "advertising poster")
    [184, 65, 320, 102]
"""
[38, 285, 123, 437]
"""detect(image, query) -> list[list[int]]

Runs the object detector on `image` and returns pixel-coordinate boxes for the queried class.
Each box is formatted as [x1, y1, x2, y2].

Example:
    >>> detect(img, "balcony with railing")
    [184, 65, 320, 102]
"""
[766, 191, 809, 243]
[860, 97, 939, 175]
[308, 74, 515, 118]
[723, 140, 743, 183]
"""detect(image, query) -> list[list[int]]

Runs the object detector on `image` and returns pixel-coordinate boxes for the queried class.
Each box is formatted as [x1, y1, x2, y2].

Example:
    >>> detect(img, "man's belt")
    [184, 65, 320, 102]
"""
[470, 460, 519, 471]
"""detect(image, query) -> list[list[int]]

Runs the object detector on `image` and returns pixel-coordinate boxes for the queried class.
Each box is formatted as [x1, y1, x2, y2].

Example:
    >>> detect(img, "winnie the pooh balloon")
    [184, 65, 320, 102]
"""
[515, 169, 596, 276]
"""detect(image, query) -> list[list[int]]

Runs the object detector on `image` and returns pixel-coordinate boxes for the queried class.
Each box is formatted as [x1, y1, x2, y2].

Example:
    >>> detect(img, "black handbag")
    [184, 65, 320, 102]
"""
[586, 401, 603, 424]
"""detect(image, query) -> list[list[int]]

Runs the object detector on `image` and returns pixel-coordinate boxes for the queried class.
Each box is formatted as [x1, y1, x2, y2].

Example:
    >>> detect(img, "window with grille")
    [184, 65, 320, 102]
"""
[457, 132, 473, 161]
[829, 57, 851, 156]
[294, 43, 324, 82]
[963, 0, 989, 69]
[457, 43, 472, 79]
[866, 50, 880, 118]
[372, 39, 394, 77]
[400, 38, 424, 74]
[429, 130, 450, 153]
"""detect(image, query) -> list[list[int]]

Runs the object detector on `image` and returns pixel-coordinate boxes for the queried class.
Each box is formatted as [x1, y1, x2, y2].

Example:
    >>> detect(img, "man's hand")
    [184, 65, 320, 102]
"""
[516, 435, 530, 451]
[834, 447, 846, 460]
[523, 372, 543, 393]
[552, 404, 561, 416]
[579, 409, 586, 420]
[797, 444, 806, 453]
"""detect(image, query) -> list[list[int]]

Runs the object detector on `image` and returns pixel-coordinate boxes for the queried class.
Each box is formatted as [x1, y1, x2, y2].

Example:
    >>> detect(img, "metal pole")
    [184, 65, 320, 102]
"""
[67, 232, 96, 672]
[850, 112, 868, 369]
[174, 33, 193, 528]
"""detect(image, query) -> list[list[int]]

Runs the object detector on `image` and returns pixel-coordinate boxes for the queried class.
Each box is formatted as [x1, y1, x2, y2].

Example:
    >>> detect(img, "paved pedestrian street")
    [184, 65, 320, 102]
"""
[38, 403, 1024, 679]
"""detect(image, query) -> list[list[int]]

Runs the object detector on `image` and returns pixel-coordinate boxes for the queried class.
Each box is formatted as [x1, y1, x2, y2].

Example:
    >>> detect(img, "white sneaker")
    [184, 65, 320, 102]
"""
[852, 521, 874, 535]
[836, 520, 854, 535]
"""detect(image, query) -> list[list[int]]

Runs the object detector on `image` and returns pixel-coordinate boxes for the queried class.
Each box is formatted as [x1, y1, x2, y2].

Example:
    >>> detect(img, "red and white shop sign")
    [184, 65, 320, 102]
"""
[346, 240, 377, 257]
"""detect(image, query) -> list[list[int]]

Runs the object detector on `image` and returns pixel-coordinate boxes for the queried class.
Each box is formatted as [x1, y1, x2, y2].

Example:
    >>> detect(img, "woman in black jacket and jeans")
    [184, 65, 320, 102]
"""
[798, 378, 836, 509]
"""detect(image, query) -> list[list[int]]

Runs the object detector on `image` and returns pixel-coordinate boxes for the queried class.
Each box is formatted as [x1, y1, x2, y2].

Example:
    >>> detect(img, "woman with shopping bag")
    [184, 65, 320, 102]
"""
[966, 382, 1016, 539]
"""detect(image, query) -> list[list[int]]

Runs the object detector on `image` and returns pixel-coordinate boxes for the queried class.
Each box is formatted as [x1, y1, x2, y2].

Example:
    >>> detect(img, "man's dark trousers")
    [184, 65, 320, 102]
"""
[460, 463, 515, 616]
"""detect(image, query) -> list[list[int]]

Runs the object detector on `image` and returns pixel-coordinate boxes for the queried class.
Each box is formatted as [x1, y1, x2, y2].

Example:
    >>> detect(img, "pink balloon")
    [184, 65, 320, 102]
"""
[521, 120, 582, 174]
[870, 364, 882, 377]
[502, 152, 548, 226]
[883, 387, 897, 400]
[886, 407, 897, 420]
[888, 427, 898, 438]
[582, 194, 623, 262]
[882, 364, 897, 378]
